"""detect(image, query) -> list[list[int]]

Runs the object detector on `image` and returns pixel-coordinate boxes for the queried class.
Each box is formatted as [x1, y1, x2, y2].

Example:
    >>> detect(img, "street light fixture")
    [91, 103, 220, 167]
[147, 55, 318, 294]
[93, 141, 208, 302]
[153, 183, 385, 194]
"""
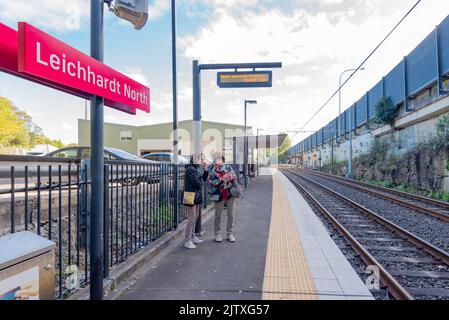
[107, 0, 149, 30]
[244, 100, 257, 188]
[337, 67, 365, 178]
[338, 67, 365, 137]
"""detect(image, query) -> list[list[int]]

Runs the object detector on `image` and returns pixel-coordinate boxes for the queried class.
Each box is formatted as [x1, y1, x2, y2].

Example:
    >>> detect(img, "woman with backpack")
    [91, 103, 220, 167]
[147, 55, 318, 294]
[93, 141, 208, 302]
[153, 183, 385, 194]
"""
[209, 151, 241, 243]
[183, 153, 209, 249]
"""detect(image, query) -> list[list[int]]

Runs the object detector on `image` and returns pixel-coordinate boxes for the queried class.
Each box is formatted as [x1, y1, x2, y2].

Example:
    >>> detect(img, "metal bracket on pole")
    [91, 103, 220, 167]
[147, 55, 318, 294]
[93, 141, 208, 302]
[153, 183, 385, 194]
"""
[80, 159, 90, 250]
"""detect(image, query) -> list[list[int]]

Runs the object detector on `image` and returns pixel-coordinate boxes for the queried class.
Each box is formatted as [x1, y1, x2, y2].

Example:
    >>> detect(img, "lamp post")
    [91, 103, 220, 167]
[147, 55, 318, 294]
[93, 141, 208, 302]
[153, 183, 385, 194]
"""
[244, 100, 257, 188]
[338, 67, 365, 178]
[256, 128, 264, 175]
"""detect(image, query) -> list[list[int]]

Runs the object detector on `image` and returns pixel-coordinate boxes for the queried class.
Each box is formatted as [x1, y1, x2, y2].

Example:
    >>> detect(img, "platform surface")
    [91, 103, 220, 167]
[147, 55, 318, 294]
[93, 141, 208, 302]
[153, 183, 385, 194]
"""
[117, 167, 373, 300]
[118, 172, 273, 300]
[276, 170, 373, 300]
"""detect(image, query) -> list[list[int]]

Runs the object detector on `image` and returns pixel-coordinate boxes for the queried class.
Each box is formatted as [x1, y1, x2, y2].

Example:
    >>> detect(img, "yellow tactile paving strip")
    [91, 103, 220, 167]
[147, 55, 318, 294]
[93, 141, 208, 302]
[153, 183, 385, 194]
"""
[262, 172, 318, 300]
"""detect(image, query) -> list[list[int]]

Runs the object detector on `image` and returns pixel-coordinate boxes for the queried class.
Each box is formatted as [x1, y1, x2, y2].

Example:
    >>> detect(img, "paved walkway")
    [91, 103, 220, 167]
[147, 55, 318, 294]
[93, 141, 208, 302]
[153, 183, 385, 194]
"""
[118, 173, 273, 300]
[117, 167, 373, 300]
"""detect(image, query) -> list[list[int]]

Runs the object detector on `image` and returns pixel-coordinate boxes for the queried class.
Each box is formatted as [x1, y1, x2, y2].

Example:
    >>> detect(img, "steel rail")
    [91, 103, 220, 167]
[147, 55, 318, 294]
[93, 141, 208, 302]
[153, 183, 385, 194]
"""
[302, 167, 449, 209]
[282, 170, 414, 300]
[284, 169, 449, 266]
[295, 168, 449, 223]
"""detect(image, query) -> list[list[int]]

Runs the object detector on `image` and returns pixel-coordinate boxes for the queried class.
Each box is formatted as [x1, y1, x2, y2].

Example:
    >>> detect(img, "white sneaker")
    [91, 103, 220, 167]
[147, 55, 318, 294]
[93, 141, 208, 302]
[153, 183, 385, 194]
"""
[192, 236, 203, 244]
[214, 234, 223, 243]
[227, 234, 236, 243]
[184, 241, 197, 249]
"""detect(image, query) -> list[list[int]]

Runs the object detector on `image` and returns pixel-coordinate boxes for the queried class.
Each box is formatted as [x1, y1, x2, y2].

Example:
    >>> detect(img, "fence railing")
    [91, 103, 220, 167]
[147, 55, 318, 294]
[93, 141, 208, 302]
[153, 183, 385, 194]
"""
[0, 157, 211, 299]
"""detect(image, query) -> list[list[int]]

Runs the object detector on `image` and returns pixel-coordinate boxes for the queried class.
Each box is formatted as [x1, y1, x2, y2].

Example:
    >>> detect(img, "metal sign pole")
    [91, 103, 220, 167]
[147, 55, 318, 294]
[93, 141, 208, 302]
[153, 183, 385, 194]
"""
[89, 0, 105, 300]
[192, 61, 281, 175]
[193, 60, 202, 157]
[171, 0, 179, 229]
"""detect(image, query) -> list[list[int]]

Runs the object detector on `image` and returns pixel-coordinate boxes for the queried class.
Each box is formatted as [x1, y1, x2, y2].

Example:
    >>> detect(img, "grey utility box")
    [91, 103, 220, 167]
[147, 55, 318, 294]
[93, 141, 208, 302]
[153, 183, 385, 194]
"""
[0, 231, 56, 300]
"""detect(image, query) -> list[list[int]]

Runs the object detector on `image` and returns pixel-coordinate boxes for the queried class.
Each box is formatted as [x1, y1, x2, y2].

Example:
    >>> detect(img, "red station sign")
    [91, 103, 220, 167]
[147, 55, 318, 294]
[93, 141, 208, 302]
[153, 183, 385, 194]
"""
[0, 22, 150, 115]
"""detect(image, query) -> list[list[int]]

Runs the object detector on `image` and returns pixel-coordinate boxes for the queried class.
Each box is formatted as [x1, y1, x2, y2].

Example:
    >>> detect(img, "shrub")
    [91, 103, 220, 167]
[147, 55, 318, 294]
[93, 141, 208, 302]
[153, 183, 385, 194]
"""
[375, 97, 397, 125]
[433, 114, 449, 152]
[356, 138, 389, 166]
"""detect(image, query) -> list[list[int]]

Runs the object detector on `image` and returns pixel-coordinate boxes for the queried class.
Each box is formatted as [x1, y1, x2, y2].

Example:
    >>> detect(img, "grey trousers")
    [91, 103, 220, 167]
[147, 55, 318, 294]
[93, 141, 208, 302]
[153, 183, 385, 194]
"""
[214, 197, 236, 235]
[185, 205, 200, 242]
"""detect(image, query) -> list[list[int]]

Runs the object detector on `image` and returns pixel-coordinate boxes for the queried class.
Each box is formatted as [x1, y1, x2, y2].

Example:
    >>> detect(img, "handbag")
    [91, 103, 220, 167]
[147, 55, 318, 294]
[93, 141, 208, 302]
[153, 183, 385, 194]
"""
[230, 182, 243, 199]
[182, 191, 196, 206]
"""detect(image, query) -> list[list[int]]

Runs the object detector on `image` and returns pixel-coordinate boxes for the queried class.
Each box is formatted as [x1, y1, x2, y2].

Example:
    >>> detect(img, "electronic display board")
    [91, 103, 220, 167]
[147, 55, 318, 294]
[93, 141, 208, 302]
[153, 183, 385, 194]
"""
[217, 71, 273, 88]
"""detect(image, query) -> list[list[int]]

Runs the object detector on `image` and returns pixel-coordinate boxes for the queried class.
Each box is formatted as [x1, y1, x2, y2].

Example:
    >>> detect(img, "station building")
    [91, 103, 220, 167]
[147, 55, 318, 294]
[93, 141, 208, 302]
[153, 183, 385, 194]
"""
[77, 119, 252, 159]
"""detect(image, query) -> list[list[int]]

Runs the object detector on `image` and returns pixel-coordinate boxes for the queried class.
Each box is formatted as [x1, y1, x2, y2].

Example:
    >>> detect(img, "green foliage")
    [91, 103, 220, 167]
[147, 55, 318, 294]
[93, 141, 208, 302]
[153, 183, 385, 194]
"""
[0, 97, 30, 147]
[356, 138, 389, 166]
[322, 158, 348, 175]
[278, 135, 292, 163]
[0, 96, 66, 151]
[378, 153, 400, 173]
[374, 97, 397, 125]
[432, 114, 449, 152]
[360, 178, 449, 203]
[29, 133, 65, 149]
[446, 159, 449, 172]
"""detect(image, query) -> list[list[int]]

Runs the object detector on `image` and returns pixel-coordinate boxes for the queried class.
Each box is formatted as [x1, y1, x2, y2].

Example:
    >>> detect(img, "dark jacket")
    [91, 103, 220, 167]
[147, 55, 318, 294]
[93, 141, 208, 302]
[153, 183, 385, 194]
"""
[184, 164, 209, 205]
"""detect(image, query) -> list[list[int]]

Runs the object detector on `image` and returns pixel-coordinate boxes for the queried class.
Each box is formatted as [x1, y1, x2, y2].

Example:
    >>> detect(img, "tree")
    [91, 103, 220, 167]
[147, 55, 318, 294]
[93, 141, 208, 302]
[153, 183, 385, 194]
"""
[433, 113, 449, 151]
[375, 97, 397, 125]
[278, 134, 292, 163]
[0, 95, 66, 151]
[0, 97, 30, 147]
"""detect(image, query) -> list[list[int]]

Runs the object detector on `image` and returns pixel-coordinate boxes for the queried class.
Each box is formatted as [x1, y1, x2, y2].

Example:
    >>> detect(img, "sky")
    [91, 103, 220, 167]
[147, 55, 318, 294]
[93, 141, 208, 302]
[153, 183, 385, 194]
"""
[1, 0, 449, 145]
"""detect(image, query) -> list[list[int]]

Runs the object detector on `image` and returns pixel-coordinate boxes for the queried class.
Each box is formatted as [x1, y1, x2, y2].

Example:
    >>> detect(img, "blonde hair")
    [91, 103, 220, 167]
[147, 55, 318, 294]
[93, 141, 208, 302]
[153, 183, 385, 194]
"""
[212, 151, 225, 163]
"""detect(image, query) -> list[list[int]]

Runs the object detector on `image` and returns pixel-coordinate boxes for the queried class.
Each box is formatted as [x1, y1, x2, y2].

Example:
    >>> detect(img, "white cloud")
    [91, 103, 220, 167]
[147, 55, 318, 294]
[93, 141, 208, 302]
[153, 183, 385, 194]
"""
[121, 67, 151, 86]
[180, 0, 449, 145]
[279, 75, 310, 87]
[148, 0, 171, 21]
[61, 122, 74, 131]
[0, 0, 89, 31]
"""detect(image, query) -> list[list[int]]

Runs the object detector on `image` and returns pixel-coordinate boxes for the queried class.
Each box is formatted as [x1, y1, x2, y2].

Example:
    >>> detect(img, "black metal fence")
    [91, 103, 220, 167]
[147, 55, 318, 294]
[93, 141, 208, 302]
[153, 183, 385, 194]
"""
[0, 155, 211, 299]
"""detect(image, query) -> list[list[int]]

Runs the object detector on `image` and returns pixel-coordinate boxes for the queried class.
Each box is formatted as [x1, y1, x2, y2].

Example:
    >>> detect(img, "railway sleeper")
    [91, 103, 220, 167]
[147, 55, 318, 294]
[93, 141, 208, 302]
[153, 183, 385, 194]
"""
[355, 237, 407, 243]
[364, 246, 418, 252]
[406, 287, 449, 299]
[376, 256, 443, 264]
[390, 270, 449, 279]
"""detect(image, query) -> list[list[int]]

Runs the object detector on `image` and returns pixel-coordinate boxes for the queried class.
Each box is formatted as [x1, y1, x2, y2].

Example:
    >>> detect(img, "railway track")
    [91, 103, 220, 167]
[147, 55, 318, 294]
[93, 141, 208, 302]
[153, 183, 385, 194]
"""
[286, 168, 449, 254]
[281, 169, 449, 300]
[296, 168, 449, 223]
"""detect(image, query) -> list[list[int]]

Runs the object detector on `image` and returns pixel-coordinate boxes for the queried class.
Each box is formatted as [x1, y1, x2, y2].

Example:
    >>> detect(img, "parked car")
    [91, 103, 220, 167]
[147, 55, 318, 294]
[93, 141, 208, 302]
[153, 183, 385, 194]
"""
[142, 152, 189, 165]
[45, 146, 160, 185]
[45, 146, 158, 163]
